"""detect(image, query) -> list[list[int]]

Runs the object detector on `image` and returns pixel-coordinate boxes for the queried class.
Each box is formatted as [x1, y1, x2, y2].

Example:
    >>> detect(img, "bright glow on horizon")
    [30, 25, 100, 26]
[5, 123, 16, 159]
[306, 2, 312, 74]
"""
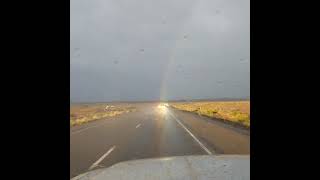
[157, 104, 167, 114]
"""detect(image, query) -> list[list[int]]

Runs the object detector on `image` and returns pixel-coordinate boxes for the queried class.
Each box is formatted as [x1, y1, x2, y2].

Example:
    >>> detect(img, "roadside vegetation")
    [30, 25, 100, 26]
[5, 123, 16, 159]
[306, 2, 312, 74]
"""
[170, 101, 250, 127]
[70, 103, 136, 126]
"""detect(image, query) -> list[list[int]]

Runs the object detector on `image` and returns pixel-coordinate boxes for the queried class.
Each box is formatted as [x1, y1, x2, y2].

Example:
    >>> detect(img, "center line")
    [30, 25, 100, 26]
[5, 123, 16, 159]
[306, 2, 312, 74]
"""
[135, 124, 141, 128]
[89, 146, 116, 170]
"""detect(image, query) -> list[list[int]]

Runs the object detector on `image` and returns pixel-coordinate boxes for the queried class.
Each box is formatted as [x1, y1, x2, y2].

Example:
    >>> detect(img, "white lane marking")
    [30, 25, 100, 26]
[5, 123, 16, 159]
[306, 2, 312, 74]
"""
[167, 109, 213, 155]
[135, 124, 141, 128]
[70, 125, 100, 135]
[70, 120, 112, 136]
[89, 146, 116, 170]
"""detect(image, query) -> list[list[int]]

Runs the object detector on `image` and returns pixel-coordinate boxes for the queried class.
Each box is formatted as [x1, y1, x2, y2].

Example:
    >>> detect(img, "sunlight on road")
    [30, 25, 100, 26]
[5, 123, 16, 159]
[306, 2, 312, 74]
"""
[160, 157, 174, 161]
[157, 104, 167, 115]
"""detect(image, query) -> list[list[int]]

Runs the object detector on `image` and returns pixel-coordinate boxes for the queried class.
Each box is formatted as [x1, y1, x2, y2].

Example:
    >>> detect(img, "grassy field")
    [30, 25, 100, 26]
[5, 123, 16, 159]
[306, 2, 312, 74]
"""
[70, 103, 136, 126]
[170, 101, 250, 127]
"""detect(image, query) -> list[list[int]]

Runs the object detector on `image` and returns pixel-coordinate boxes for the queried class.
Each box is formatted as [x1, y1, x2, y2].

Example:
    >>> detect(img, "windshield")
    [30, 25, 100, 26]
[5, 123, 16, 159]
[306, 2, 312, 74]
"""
[70, 0, 250, 178]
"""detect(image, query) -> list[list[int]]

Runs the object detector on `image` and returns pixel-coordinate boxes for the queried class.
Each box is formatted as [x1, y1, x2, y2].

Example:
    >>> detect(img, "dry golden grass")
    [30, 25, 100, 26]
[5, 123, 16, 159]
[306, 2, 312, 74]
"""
[170, 101, 250, 127]
[70, 103, 136, 126]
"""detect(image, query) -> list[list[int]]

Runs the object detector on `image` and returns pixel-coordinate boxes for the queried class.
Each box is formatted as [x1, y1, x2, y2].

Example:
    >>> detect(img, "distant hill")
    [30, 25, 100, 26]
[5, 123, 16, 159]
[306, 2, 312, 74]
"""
[166, 98, 250, 102]
[70, 97, 250, 104]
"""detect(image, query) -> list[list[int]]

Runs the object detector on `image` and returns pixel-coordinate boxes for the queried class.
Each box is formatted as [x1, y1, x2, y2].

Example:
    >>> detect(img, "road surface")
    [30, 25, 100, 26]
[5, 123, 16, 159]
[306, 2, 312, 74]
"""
[70, 103, 250, 178]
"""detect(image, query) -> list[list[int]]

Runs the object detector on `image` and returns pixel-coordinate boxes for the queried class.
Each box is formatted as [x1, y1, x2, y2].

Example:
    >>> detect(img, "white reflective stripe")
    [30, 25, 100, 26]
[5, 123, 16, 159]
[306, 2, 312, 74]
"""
[167, 109, 213, 155]
[89, 146, 116, 170]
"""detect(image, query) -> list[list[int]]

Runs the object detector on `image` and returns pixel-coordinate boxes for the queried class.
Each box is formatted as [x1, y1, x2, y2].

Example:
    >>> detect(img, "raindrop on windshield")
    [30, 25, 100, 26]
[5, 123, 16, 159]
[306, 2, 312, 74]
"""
[240, 58, 248, 63]
[72, 53, 80, 58]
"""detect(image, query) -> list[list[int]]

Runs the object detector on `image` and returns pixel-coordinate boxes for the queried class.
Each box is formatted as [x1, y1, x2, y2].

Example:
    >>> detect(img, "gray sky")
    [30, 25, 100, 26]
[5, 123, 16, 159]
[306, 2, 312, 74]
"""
[71, 0, 250, 102]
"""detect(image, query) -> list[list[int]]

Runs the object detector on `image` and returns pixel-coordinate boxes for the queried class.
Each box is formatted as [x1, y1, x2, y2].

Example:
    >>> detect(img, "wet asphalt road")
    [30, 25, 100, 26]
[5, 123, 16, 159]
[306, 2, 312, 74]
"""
[70, 103, 249, 178]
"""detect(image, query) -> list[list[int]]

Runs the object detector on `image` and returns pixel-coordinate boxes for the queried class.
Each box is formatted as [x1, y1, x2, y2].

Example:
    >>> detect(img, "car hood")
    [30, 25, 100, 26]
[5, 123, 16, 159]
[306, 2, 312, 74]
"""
[71, 155, 250, 180]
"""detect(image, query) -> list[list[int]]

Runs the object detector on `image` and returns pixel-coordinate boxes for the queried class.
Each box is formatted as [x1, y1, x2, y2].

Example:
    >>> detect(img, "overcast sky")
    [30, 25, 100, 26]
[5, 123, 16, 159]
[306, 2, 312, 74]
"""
[70, 0, 250, 102]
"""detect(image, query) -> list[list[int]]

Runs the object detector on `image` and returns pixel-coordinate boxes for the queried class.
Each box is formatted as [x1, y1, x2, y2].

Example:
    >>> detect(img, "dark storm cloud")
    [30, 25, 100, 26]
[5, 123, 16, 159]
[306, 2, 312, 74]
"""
[71, 0, 249, 102]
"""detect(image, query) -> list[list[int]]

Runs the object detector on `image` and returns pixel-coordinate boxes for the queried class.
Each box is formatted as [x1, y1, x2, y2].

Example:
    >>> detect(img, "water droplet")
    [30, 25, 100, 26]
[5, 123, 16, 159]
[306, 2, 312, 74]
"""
[73, 53, 80, 58]
[240, 58, 249, 64]
[72, 48, 80, 58]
